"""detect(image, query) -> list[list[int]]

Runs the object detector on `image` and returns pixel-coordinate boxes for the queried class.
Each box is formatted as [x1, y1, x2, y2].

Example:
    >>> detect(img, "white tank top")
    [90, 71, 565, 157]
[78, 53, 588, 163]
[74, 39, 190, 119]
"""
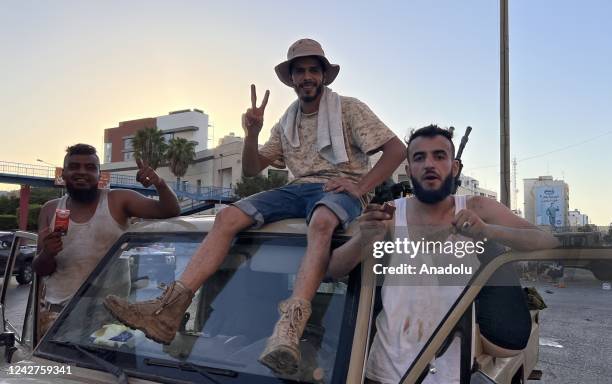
[45, 189, 127, 304]
[366, 195, 479, 384]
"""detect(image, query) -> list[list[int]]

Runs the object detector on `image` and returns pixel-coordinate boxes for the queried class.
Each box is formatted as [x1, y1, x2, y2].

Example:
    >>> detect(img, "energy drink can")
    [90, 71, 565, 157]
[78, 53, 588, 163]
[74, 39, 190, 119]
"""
[54, 209, 70, 235]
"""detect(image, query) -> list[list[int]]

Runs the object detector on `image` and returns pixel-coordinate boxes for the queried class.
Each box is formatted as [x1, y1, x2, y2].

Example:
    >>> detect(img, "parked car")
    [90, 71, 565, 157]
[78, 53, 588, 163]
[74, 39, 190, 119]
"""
[0, 232, 35, 285]
[0, 217, 610, 383]
[123, 244, 177, 284]
[0, 231, 14, 250]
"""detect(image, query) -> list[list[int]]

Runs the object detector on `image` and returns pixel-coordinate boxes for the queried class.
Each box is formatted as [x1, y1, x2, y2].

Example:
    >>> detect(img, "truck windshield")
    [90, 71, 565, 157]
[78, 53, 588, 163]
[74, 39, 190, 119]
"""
[36, 233, 359, 384]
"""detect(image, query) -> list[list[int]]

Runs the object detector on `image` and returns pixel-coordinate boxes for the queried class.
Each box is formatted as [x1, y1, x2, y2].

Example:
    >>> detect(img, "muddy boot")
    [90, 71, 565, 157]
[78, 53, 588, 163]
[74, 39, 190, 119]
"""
[259, 298, 312, 375]
[103, 281, 193, 345]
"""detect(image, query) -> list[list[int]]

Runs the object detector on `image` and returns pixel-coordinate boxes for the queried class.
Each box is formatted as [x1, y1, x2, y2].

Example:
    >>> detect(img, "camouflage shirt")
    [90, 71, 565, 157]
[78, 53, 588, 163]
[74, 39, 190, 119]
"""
[259, 96, 397, 190]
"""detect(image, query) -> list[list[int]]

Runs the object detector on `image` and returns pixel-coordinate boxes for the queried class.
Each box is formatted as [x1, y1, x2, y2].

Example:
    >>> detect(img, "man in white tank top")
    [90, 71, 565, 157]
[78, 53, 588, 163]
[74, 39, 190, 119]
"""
[33, 144, 181, 334]
[327, 125, 559, 383]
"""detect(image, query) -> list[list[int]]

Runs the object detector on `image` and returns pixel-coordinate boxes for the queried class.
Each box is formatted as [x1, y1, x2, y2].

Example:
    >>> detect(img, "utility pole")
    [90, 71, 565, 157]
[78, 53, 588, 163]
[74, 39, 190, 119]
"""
[512, 157, 518, 210]
[500, 0, 511, 207]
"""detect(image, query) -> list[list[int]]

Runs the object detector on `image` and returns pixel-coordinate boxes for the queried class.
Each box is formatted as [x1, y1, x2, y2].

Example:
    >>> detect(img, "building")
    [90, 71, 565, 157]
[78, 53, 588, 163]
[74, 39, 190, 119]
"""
[523, 176, 569, 228]
[511, 209, 523, 218]
[104, 109, 209, 163]
[0, 190, 19, 198]
[568, 209, 589, 227]
[369, 153, 410, 183]
[457, 175, 497, 199]
[102, 115, 496, 202]
[105, 132, 398, 192]
[361, 154, 497, 199]
[102, 132, 242, 191]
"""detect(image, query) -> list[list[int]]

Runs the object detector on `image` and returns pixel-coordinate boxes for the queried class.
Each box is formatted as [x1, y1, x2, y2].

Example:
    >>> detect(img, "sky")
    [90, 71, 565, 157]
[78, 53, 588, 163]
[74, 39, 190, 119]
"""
[1, 0, 611, 224]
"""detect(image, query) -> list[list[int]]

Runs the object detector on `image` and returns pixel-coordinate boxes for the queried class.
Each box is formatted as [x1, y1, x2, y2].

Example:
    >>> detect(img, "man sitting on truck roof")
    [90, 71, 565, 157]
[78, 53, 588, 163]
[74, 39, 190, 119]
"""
[104, 38, 406, 375]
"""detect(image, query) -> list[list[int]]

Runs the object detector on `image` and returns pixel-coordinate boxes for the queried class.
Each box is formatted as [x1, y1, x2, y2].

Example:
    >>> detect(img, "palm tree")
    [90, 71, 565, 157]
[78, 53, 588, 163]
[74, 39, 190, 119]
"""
[234, 172, 288, 198]
[132, 127, 167, 170]
[166, 137, 196, 190]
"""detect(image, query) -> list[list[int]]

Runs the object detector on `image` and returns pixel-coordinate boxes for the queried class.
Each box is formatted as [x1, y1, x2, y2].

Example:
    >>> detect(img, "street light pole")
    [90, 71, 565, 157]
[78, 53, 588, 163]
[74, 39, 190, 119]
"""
[36, 159, 55, 167]
[500, 0, 511, 208]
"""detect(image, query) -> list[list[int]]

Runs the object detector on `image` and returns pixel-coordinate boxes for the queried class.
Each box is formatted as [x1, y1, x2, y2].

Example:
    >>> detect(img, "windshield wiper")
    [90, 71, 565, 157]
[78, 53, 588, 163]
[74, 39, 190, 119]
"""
[144, 357, 238, 383]
[49, 340, 128, 384]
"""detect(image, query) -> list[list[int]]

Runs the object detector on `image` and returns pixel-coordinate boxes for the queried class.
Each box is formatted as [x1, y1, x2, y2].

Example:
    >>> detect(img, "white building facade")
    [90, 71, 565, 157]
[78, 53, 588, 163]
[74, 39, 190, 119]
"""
[523, 176, 570, 228]
[568, 209, 589, 227]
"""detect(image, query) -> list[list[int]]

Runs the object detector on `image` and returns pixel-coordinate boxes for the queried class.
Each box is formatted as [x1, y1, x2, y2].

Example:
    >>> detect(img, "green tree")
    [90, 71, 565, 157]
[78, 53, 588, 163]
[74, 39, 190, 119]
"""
[234, 172, 288, 198]
[234, 175, 268, 198]
[15, 204, 41, 231]
[0, 195, 19, 215]
[268, 171, 288, 189]
[166, 137, 196, 189]
[0, 188, 61, 215]
[132, 127, 167, 170]
[30, 187, 62, 205]
[0, 214, 17, 230]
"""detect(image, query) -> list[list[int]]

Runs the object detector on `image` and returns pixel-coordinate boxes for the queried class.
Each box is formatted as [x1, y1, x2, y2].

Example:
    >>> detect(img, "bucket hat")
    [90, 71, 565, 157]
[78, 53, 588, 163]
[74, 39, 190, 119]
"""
[274, 39, 340, 87]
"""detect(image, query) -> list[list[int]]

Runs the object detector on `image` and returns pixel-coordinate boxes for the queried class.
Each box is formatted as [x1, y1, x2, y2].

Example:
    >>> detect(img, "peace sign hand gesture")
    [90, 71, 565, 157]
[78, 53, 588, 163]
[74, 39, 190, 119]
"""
[242, 84, 270, 138]
[136, 158, 161, 188]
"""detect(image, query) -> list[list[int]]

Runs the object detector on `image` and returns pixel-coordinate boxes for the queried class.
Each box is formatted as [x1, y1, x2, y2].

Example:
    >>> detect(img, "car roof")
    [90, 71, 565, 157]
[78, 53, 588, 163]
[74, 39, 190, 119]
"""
[126, 213, 360, 237]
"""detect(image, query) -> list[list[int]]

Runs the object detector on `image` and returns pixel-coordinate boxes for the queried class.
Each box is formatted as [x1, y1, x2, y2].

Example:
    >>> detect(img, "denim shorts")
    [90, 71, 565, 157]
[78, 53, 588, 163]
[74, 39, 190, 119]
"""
[232, 183, 363, 230]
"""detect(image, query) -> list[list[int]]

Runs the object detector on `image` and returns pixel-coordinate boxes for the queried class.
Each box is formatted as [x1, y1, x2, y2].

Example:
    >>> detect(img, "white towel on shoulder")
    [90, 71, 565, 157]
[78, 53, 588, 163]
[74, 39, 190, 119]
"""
[279, 87, 348, 164]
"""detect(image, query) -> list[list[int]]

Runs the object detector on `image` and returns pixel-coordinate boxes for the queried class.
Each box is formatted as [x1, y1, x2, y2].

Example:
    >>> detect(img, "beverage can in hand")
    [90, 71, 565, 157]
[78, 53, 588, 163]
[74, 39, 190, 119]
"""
[54, 209, 70, 235]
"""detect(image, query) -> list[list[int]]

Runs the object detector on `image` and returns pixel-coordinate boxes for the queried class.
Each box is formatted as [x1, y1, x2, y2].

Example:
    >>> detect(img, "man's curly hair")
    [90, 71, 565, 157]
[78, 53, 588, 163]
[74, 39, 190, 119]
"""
[63, 143, 99, 168]
[405, 124, 455, 159]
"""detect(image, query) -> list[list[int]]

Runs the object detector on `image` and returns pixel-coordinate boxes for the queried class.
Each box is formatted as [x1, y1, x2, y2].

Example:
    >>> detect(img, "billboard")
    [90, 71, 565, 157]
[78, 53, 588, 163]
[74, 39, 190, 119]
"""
[98, 171, 111, 189]
[54, 167, 65, 187]
[534, 185, 565, 227]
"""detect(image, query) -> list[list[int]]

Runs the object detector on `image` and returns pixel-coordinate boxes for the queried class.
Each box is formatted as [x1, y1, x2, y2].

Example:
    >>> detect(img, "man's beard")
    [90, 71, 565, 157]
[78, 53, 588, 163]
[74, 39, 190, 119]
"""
[411, 173, 455, 204]
[66, 184, 99, 203]
[296, 83, 323, 102]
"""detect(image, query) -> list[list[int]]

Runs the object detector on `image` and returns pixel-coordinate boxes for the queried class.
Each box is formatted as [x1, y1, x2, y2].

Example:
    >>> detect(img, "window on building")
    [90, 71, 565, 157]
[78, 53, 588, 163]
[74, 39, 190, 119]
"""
[163, 133, 174, 143]
[123, 138, 134, 151]
[221, 168, 233, 189]
[124, 152, 134, 161]
[104, 143, 112, 163]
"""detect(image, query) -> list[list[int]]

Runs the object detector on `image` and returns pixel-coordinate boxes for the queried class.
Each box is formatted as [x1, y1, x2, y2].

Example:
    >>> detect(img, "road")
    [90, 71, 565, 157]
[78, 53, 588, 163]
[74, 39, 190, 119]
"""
[530, 268, 612, 384]
[1, 276, 30, 335]
[0, 275, 32, 367]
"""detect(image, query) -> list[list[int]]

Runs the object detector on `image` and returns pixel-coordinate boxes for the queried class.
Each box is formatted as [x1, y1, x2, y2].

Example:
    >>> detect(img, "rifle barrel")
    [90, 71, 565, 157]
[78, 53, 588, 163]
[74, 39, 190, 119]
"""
[456, 126, 472, 160]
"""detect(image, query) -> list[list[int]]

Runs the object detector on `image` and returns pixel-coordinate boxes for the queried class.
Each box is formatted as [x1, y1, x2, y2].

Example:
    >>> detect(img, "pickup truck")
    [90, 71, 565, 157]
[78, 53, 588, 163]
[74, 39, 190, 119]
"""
[0, 216, 610, 383]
